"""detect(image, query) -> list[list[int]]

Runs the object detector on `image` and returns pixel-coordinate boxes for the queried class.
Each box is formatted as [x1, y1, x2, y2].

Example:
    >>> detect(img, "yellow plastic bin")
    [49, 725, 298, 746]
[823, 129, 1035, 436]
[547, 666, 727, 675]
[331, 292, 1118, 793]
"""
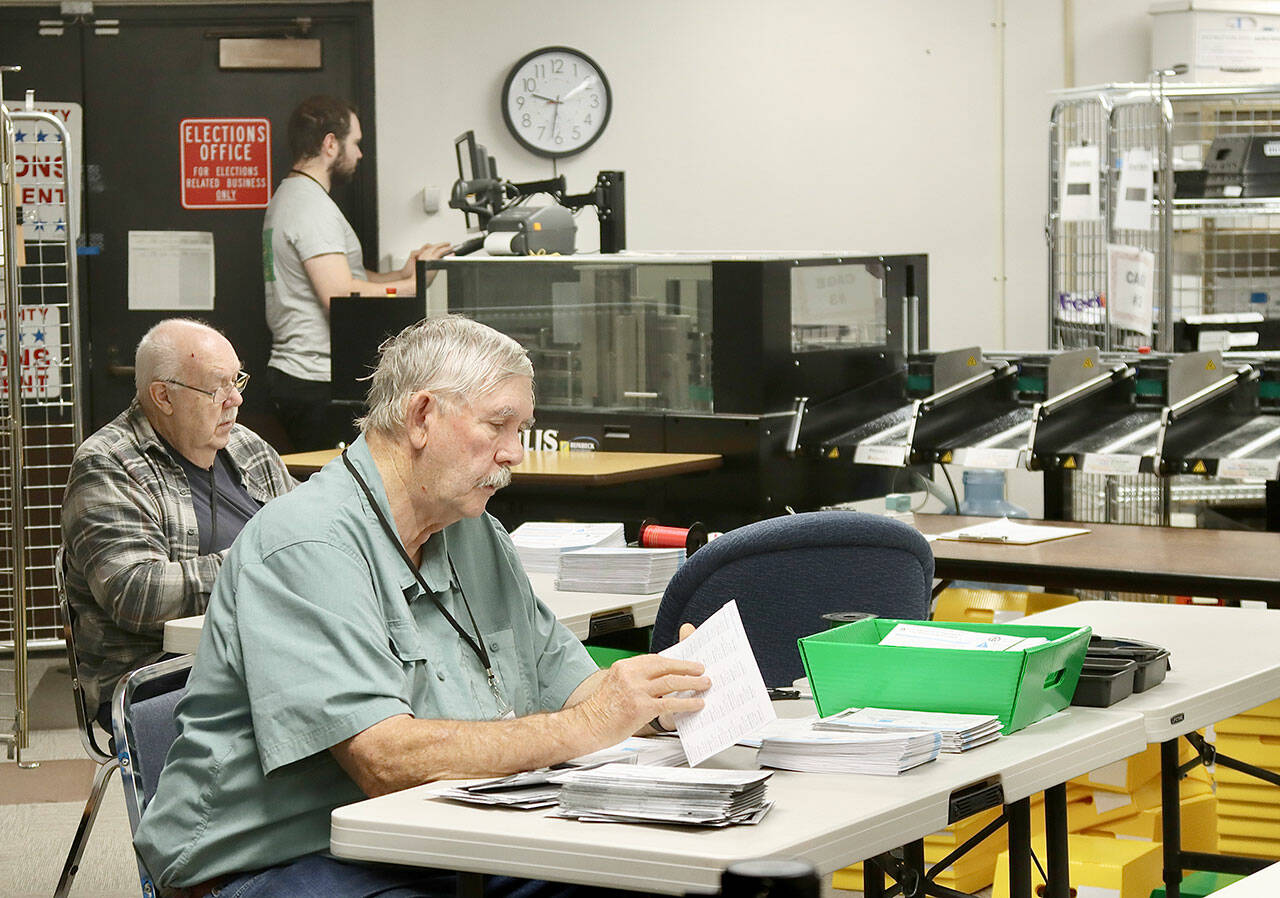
[798, 618, 1091, 733]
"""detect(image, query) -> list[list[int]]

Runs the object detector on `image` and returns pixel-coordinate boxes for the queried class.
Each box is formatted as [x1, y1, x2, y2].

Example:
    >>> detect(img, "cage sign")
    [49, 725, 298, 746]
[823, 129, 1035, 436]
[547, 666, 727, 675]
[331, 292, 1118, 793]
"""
[13, 101, 82, 241]
[180, 118, 272, 209]
[0, 305, 62, 399]
[1106, 244, 1155, 337]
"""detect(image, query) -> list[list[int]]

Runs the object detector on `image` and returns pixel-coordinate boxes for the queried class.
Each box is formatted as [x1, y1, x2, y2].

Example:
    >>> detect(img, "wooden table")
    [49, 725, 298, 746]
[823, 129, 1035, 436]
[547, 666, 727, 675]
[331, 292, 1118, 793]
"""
[281, 448, 722, 486]
[915, 513, 1280, 604]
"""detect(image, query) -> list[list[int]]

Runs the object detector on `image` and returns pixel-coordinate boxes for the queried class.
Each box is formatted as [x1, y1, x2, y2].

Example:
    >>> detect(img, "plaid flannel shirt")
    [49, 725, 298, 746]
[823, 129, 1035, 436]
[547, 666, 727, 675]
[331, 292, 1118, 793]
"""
[61, 401, 296, 711]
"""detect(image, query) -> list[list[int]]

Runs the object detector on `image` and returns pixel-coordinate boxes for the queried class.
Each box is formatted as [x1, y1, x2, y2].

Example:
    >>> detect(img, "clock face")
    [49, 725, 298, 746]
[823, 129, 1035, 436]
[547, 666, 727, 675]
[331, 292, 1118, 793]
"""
[502, 46, 611, 158]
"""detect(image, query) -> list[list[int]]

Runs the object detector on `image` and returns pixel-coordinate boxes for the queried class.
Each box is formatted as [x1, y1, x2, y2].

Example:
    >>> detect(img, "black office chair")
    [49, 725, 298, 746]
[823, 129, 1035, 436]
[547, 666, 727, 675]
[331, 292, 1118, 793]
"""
[650, 511, 934, 687]
[113, 654, 192, 898]
[54, 547, 120, 898]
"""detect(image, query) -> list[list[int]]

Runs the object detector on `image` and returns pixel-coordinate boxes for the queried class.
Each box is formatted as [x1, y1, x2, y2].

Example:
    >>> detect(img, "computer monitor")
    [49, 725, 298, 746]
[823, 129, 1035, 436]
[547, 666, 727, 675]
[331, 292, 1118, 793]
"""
[329, 296, 425, 404]
[454, 130, 500, 229]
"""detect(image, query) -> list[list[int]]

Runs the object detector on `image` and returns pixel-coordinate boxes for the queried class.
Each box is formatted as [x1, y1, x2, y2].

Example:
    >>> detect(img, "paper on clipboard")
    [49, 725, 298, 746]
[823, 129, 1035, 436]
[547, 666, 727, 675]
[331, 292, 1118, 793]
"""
[936, 517, 1089, 545]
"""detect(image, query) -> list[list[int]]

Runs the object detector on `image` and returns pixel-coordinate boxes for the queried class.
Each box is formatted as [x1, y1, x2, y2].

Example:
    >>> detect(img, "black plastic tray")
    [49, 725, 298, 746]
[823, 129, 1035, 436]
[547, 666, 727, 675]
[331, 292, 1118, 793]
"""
[1072, 657, 1137, 707]
[1087, 635, 1171, 693]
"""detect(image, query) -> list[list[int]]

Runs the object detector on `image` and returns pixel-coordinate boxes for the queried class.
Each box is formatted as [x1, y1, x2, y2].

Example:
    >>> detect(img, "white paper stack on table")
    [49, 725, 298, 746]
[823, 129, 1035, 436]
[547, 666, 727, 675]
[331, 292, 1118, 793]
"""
[934, 517, 1089, 545]
[555, 546, 683, 594]
[508, 521, 625, 574]
[754, 716, 941, 775]
[878, 622, 1048, 652]
[565, 735, 687, 768]
[553, 764, 773, 826]
[814, 707, 1002, 752]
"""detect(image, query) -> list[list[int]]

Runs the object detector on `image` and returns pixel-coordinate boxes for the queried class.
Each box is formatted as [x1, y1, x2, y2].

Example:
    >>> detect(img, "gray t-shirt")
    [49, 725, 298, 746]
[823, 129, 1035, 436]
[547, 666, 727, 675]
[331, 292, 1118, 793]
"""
[262, 176, 365, 382]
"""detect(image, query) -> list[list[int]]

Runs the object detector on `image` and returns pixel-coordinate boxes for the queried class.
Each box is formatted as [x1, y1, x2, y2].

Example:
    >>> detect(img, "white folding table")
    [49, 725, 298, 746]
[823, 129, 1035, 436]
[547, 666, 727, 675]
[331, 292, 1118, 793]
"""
[1023, 602, 1280, 898]
[163, 571, 664, 654]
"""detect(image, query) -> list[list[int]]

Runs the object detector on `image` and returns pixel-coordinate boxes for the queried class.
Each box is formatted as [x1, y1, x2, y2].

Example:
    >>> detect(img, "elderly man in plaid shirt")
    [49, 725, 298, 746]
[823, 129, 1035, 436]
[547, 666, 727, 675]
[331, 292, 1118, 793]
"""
[61, 319, 295, 731]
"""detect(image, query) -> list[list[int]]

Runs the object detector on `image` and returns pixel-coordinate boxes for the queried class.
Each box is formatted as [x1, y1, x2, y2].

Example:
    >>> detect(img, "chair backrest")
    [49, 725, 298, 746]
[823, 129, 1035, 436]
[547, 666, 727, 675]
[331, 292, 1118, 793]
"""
[56, 546, 113, 763]
[651, 511, 934, 687]
[112, 652, 191, 894]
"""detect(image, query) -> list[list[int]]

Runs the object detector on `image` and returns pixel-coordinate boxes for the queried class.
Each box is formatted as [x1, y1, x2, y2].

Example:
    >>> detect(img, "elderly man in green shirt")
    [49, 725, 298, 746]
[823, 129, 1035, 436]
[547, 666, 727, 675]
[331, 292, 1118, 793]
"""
[134, 315, 707, 898]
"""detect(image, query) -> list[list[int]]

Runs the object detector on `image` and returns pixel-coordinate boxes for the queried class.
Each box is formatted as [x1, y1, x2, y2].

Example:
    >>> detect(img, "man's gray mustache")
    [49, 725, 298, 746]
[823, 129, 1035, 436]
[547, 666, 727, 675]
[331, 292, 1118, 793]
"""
[478, 467, 512, 490]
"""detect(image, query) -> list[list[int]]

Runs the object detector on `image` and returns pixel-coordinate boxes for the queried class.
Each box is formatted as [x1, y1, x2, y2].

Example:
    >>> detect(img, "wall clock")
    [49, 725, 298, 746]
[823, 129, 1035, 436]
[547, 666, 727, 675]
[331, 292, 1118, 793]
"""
[502, 46, 612, 158]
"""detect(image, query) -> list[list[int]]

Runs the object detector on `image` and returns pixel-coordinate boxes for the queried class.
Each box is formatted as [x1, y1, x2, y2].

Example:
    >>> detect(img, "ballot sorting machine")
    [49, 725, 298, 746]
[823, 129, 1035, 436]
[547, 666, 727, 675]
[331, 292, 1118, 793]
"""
[426, 252, 928, 534]
[792, 345, 1280, 529]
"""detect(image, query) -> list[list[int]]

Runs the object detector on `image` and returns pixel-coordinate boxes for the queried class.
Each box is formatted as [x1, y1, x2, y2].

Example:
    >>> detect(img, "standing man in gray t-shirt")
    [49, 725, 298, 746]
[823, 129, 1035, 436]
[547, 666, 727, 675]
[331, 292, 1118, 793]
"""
[262, 95, 451, 450]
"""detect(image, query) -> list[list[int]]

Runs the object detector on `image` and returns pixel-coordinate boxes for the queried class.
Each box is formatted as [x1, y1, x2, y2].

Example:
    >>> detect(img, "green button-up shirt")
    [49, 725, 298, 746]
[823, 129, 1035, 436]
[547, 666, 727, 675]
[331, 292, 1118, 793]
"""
[134, 436, 596, 888]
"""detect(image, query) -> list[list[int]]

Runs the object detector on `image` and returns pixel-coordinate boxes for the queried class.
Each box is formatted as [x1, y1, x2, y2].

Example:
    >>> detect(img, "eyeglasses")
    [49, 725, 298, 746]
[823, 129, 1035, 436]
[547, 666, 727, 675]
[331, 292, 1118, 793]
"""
[161, 370, 250, 403]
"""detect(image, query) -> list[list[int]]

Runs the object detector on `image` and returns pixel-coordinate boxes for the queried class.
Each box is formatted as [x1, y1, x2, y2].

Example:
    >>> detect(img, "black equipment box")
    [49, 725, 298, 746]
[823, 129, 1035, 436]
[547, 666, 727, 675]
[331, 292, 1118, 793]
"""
[1203, 134, 1280, 198]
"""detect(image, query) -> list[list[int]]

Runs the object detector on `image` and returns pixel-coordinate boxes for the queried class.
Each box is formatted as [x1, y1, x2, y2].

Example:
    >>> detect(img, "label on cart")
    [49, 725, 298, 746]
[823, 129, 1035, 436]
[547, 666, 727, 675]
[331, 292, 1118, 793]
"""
[1082, 452, 1141, 475]
[1216, 457, 1280, 481]
[954, 447, 1022, 469]
[854, 443, 907, 467]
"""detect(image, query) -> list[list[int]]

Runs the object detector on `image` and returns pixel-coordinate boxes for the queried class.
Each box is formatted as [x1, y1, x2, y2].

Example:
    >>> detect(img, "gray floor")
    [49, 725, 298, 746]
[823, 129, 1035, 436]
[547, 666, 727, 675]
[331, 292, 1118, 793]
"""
[2, 653, 141, 898]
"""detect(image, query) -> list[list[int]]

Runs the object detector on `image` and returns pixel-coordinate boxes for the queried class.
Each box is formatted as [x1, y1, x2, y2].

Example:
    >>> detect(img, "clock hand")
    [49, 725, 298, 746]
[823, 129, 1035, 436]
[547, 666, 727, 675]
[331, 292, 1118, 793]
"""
[562, 75, 596, 101]
[531, 92, 561, 104]
[550, 95, 559, 140]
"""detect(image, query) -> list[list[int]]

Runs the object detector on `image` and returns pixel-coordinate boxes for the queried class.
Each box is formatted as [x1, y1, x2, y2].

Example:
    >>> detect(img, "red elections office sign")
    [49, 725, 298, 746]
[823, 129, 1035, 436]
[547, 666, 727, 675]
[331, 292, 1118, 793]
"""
[179, 118, 272, 209]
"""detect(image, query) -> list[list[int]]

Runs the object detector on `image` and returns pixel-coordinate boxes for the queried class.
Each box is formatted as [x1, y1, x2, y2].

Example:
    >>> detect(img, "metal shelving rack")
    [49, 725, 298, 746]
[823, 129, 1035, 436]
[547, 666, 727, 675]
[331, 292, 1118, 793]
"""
[1047, 83, 1280, 592]
[1, 70, 83, 763]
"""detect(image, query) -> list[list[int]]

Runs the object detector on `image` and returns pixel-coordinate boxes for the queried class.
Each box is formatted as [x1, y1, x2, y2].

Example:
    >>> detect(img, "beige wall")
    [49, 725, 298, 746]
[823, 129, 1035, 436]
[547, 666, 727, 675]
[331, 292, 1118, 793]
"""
[372, 0, 1161, 352]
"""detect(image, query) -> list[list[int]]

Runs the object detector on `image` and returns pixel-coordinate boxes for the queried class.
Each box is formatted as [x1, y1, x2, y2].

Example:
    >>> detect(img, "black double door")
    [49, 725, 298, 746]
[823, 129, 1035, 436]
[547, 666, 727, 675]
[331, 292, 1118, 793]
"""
[1, 2, 377, 436]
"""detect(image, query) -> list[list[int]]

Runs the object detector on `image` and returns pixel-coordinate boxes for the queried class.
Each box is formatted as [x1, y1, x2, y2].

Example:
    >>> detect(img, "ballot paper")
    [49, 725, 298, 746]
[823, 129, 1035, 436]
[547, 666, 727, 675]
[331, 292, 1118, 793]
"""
[554, 763, 772, 826]
[509, 521, 626, 573]
[878, 623, 1048, 653]
[436, 767, 569, 809]
[567, 735, 687, 768]
[555, 546, 683, 594]
[658, 600, 776, 766]
[935, 517, 1089, 545]
[754, 716, 941, 775]
[814, 707, 1002, 752]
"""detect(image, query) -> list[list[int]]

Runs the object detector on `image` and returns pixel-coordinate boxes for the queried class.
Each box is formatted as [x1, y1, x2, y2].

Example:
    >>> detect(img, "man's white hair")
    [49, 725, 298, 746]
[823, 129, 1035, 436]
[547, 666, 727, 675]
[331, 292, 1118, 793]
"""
[134, 318, 223, 399]
[358, 315, 533, 437]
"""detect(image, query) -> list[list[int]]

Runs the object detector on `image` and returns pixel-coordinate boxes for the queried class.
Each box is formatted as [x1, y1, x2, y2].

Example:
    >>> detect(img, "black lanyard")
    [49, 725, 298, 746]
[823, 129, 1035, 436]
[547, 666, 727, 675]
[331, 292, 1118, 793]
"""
[342, 449, 509, 713]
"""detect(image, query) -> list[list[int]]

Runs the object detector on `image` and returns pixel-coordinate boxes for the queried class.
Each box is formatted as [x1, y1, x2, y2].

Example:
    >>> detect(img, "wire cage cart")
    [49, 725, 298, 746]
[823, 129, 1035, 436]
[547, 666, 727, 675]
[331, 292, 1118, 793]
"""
[1, 73, 84, 763]
[1048, 82, 1280, 588]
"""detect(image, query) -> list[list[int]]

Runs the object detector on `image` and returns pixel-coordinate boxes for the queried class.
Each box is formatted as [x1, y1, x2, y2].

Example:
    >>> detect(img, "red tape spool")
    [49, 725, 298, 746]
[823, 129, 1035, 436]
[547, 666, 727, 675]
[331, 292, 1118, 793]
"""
[639, 519, 709, 556]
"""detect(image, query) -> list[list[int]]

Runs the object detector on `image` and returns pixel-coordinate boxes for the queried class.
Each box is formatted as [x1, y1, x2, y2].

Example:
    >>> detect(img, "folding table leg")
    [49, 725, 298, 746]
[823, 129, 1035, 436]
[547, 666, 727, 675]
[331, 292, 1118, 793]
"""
[457, 871, 485, 898]
[1043, 783, 1070, 898]
[1161, 738, 1182, 898]
[863, 855, 887, 898]
[1006, 798, 1032, 898]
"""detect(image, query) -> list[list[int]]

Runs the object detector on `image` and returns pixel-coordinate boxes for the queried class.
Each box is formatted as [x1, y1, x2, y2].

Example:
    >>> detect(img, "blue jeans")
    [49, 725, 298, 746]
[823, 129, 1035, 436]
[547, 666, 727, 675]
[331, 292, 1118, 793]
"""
[208, 853, 639, 898]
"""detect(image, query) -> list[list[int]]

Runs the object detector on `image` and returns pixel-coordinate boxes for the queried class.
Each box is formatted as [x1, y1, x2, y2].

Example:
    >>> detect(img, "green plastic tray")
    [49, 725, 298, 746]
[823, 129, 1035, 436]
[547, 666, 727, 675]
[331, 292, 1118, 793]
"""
[798, 618, 1092, 733]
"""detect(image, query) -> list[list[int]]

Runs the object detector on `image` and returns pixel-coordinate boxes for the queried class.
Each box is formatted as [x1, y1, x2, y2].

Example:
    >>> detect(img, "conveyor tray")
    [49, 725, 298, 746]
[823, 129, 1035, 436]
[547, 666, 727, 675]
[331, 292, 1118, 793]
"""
[1046, 410, 1163, 473]
[819, 404, 921, 452]
[1170, 414, 1280, 479]
[935, 407, 1035, 468]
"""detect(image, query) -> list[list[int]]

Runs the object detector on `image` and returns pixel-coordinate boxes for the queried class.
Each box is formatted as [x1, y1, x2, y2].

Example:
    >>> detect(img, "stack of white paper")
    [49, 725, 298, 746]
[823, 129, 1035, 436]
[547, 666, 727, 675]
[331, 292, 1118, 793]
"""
[555, 546, 683, 594]
[509, 522, 625, 573]
[554, 764, 773, 826]
[814, 707, 1002, 752]
[879, 622, 1049, 652]
[567, 736, 688, 768]
[754, 717, 941, 775]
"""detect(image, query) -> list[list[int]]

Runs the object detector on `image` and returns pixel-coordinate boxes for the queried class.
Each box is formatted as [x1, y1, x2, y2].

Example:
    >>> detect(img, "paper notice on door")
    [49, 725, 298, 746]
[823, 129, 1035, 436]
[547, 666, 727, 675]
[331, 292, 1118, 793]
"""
[128, 231, 215, 310]
[1107, 244, 1155, 337]
[1114, 148, 1154, 232]
[1061, 144, 1101, 222]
